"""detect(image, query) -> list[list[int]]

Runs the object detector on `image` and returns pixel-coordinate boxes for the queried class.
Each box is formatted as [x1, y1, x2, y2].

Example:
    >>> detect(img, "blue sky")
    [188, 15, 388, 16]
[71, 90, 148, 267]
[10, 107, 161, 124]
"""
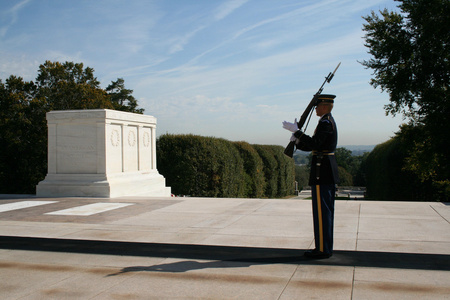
[0, 0, 404, 146]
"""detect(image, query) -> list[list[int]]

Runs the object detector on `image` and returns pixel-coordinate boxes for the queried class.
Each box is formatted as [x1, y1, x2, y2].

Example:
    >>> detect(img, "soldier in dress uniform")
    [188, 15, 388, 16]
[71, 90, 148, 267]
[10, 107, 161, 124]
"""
[282, 94, 339, 259]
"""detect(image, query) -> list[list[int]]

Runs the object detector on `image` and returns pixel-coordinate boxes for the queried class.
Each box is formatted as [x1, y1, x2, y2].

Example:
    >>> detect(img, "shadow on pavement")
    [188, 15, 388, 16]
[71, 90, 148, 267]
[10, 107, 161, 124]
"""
[1, 236, 448, 272]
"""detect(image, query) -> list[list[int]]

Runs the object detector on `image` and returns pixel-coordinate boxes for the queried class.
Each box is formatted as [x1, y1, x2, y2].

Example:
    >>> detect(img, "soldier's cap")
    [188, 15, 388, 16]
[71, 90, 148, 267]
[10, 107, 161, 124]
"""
[315, 94, 336, 105]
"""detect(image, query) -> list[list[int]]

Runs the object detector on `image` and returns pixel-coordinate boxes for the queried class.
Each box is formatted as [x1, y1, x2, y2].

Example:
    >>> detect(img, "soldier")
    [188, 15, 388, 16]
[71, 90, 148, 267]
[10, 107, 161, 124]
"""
[282, 94, 339, 259]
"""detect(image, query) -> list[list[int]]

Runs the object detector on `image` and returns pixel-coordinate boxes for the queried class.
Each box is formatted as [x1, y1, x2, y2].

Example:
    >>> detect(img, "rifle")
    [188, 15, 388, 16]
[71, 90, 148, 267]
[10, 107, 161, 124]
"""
[284, 62, 341, 158]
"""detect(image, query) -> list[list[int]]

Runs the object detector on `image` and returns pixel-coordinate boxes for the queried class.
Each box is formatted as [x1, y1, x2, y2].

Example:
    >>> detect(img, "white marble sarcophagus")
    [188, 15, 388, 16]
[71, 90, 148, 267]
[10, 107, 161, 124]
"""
[36, 109, 171, 198]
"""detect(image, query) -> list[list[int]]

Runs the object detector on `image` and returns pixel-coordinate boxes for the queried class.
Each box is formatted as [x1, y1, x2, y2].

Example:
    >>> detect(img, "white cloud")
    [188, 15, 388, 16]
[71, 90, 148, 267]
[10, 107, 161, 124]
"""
[168, 25, 207, 54]
[135, 28, 363, 103]
[214, 0, 249, 21]
[116, 17, 160, 54]
[0, 54, 39, 80]
[0, 0, 31, 38]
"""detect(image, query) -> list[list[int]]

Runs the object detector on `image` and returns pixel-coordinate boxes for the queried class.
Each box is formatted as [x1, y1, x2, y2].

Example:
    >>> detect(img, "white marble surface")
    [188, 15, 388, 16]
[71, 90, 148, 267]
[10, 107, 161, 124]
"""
[0, 197, 449, 299]
[46, 202, 134, 216]
[0, 201, 57, 213]
[36, 109, 171, 198]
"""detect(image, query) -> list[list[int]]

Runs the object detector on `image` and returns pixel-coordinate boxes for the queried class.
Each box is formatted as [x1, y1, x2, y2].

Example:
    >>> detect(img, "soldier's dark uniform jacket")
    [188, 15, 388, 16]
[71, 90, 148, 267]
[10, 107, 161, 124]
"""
[294, 113, 340, 185]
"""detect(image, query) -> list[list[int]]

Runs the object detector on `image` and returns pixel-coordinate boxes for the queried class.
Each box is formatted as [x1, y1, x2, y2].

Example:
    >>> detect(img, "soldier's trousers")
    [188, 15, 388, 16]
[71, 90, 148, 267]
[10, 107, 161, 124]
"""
[311, 184, 335, 255]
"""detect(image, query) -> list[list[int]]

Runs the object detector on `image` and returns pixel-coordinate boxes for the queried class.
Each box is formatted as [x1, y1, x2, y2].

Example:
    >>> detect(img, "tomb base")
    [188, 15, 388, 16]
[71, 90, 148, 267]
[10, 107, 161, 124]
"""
[37, 171, 171, 198]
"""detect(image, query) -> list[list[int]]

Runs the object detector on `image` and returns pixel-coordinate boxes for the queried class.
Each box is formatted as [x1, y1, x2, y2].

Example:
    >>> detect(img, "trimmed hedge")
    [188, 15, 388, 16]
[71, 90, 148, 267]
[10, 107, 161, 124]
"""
[365, 137, 431, 201]
[156, 134, 245, 197]
[269, 145, 296, 197]
[156, 134, 295, 198]
[251, 144, 279, 198]
[232, 141, 266, 198]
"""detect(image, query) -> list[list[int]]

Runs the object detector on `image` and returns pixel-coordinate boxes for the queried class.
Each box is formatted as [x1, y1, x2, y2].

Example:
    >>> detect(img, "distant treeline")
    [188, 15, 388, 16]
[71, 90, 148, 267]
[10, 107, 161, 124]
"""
[294, 148, 368, 191]
[293, 135, 448, 201]
[156, 134, 295, 198]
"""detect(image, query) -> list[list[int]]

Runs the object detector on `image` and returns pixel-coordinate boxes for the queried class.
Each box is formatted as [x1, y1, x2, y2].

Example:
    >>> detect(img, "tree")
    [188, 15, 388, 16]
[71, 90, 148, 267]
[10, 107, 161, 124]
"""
[335, 147, 368, 186]
[106, 78, 144, 114]
[335, 148, 353, 171]
[295, 165, 309, 190]
[361, 0, 449, 200]
[0, 61, 144, 194]
[36, 61, 113, 110]
[353, 152, 370, 187]
[338, 166, 353, 187]
[361, 0, 449, 120]
[293, 152, 309, 165]
[0, 76, 47, 193]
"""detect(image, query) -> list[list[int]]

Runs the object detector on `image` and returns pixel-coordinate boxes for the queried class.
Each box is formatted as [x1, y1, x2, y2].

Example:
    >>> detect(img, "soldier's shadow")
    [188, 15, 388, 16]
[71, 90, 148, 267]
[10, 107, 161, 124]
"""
[106, 247, 450, 277]
[107, 259, 258, 276]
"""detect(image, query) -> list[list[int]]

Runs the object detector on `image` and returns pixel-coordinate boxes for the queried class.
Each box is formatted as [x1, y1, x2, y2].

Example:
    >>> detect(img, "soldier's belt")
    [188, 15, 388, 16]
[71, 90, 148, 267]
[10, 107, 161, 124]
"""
[312, 151, 335, 156]
[313, 151, 334, 180]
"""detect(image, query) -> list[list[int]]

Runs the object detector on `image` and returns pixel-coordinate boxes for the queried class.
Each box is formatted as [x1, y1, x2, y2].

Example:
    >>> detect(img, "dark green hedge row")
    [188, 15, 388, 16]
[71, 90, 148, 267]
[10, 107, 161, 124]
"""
[364, 137, 435, 201]
[156, 134, 295, 198]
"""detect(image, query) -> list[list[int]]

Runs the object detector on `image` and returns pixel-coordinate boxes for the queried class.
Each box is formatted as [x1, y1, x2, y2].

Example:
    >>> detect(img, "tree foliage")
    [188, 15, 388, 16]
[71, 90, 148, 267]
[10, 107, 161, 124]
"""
[361, 0, 449, 120]
[337, 166, 353, 186]
[335, 147, 368, 186]
[352, 152, 370, 187]
[361, 0, 449, 200]
[0, 76, 47, 193]
[294, 147, 368, 189]
[295, 165, 309, 190]
[36, 61, 113, 110]
[106, 78, 144, 113]
[335, 148, 353, 170]
[0, 61, 144, 193]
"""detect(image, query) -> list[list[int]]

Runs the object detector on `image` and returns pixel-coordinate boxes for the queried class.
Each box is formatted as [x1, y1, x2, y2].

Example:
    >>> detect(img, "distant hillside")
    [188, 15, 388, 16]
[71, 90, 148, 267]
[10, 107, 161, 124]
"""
[295, 145, 375, 158]
[341, 145, 375, 156]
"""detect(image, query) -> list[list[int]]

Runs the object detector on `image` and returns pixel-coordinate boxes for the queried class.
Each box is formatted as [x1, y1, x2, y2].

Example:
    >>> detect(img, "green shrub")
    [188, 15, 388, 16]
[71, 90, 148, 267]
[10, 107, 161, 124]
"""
[267, 145, 295, 197]
[157, 134, 296, 198]
[252, 145, 279, 198]
[338, 166, 353, 186]
[157, 134, 245, 197]
[232, 141, 266, 198]
[365, 137, 430, 200]
[295, 165, 309, 190]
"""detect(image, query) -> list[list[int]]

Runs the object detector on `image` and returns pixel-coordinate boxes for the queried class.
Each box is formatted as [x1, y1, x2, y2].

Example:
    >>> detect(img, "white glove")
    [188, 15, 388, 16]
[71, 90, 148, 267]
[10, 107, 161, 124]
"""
[282, 118, 299, 132]
[290, 134, 298, 142]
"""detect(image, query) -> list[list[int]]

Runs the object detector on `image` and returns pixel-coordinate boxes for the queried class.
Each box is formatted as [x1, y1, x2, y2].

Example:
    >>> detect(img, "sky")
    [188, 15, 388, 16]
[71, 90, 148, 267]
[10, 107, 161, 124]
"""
[0, 0, 405, 147]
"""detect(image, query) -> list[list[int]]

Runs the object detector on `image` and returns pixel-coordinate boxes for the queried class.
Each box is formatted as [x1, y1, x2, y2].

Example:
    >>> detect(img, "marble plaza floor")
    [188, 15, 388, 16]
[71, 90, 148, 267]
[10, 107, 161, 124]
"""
[0, 193, 449, 299]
